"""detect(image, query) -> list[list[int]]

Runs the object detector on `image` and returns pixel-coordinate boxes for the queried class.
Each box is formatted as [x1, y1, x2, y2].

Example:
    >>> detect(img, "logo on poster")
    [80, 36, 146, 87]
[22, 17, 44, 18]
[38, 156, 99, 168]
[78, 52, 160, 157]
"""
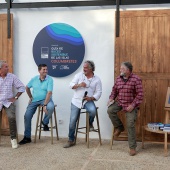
[33, 23, 85, 77]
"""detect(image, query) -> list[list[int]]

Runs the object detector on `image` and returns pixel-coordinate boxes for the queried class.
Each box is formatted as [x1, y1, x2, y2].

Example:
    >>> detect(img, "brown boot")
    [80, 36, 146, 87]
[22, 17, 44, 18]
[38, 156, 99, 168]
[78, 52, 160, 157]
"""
[114, 128, 124, 137]
[129, 149, 136, 156]
[63, 140, 75, 148]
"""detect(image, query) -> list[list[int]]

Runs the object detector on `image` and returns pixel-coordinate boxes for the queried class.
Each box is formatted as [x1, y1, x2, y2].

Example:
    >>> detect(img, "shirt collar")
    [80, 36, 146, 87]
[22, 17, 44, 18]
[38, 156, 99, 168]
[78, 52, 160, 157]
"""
[38, 75, 48, 81]
[83, 72, 96, 78]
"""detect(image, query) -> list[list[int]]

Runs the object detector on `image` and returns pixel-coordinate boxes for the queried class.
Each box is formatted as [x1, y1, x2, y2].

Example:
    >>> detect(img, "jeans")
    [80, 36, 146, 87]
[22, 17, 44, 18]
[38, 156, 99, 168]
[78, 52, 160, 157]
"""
[24, 99, 54, 138]
[68, 101, 96, 141]
[1, 104, 17, 139]
[107, 102, 138, 149]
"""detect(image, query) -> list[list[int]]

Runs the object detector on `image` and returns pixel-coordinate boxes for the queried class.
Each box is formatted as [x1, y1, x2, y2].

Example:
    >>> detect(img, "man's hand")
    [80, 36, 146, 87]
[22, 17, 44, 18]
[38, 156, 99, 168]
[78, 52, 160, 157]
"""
[43, 106, 48, 114]
[107, 99, 114, 107]
[79, 82, 86, 87]
[28, 97, 33, 104]
[8, 97, 17, 103]
[126, 105, 134, 112]
[84, 96, 93, 101]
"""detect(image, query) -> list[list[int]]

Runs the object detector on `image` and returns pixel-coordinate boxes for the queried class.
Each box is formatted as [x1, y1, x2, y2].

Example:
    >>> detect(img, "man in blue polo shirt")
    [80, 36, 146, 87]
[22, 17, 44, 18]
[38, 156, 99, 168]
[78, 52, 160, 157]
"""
[19, 64, 54, 145]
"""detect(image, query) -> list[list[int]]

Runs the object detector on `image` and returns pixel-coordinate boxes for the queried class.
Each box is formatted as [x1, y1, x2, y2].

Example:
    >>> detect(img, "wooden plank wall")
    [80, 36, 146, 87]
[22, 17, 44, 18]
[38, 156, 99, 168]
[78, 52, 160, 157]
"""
[115, 10, 170, 141]
[0, 14, 13, 135]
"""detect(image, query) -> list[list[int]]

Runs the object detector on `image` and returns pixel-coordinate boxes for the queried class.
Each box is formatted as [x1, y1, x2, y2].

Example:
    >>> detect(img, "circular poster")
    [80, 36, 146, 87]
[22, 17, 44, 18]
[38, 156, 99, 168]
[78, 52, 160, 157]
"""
[33, 23, 85, 77]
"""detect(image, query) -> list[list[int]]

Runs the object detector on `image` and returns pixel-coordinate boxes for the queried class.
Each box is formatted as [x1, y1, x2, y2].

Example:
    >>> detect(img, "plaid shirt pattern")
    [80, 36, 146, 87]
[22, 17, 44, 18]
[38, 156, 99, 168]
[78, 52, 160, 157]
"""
[109, 73, 143, 111]
[0, 73, 25, 111]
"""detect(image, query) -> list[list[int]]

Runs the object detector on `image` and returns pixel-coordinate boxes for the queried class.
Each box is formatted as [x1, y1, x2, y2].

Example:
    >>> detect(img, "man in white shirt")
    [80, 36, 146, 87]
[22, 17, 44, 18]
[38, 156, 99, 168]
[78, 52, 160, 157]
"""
[64, 60, 102, 148]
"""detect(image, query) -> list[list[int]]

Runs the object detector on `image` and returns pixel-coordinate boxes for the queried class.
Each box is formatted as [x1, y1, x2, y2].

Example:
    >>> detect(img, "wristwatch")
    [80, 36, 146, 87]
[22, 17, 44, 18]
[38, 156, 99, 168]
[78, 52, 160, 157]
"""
[43, 104, 47, 107]
[15, 96, 18, 100]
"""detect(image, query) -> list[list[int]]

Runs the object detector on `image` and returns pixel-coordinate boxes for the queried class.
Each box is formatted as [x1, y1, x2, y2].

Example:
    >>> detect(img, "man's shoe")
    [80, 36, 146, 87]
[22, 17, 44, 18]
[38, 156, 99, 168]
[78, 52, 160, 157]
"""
[11, 139, 18, 149]
[129, 149, 136, 156]
[63, 140, 75, 148]
[89, 124, 94, 131]
[19, 136, 31, 145]
[114, 128, 124, 137]
[42, 121, 49, 131]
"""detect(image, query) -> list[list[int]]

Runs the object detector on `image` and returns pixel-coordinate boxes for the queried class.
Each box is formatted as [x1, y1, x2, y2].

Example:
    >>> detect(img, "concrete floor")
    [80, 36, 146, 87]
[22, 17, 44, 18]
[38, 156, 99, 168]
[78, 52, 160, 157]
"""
[0, 135, 170, 170]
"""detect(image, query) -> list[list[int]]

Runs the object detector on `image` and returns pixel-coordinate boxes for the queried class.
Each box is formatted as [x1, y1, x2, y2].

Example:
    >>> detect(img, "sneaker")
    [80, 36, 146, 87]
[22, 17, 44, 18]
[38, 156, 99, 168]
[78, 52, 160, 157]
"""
[19, 136, 31, 145]
[11, 139, 18, 149]
[41, 121, 49, 131]
[114, 127, 125, 137]
[89, 124, 94, 131]
[63, 140, 75, 148]
[129, 149, 136, 156]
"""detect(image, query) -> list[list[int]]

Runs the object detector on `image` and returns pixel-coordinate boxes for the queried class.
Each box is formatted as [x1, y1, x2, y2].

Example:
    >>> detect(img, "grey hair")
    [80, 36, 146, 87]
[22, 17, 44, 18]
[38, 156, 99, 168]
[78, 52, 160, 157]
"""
[0, 60, 6, 68]
[84, 60, 95, 71]
[121, 61, 133, 72]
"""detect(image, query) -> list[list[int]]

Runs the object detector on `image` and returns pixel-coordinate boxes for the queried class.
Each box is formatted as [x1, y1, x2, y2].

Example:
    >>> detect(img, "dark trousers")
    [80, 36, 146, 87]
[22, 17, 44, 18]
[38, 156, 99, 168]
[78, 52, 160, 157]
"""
[107, 102, 138, 149]
[0, 104, 17, 139]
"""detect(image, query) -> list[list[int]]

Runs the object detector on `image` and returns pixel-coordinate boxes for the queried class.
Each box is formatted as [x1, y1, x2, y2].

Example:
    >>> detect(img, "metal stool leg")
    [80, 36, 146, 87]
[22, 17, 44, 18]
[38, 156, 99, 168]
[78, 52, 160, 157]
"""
[95, 111, 102, 145]
[50, 117, 53, 144]
[86, 112, 90, 148]
[75, 114, 80, 144]
[34, 106, 41, 143]
[39, 107, 43, 140]
[53, 107, 59, 140]
[110, 126, 114, 150]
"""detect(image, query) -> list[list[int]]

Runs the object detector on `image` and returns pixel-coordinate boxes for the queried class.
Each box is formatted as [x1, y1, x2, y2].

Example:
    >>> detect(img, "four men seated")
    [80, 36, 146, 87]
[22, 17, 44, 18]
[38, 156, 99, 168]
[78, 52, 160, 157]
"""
[0, 60, 143, 156]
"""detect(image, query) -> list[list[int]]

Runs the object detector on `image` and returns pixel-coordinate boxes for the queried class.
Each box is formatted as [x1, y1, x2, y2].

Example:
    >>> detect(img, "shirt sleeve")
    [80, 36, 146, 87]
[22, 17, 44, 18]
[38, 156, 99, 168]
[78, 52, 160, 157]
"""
[47, 77, 53, 92]
[93, 78, 102, 101]
[131, 78, 143, 108]
[13, 74, 25, 92]
[69, 73, 80, 89]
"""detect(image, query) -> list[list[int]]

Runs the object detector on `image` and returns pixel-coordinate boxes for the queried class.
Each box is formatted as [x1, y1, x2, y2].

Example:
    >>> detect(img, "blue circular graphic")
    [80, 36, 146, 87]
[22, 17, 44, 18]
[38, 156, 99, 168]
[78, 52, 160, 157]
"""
[33, 23, 85, 77]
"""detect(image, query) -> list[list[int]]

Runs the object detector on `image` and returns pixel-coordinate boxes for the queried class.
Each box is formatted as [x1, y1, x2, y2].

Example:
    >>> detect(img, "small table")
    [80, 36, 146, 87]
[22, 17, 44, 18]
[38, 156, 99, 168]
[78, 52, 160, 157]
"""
[142, 125, 170, 157]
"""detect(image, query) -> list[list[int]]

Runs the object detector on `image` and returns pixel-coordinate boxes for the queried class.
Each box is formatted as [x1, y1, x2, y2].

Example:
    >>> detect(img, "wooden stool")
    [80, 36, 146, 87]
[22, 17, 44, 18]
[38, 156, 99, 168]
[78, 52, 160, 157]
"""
[34, 105, 59, 144]
[164, 107, 170, 124]
[0, 108, 18, 143]
[75, 107, 102, 148]
[110, 109, 140, 149]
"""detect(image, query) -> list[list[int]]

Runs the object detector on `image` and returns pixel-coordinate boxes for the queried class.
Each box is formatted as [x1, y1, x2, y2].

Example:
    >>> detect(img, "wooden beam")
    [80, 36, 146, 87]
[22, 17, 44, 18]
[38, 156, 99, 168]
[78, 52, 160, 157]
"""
[0, 0, 170, 9]
[116, 0, 120, 37]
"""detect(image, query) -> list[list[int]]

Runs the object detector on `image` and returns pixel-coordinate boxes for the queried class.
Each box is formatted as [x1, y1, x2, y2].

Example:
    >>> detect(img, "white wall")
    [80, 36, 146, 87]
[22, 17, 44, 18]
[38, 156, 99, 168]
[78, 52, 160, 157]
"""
[1, 1, 170, 139]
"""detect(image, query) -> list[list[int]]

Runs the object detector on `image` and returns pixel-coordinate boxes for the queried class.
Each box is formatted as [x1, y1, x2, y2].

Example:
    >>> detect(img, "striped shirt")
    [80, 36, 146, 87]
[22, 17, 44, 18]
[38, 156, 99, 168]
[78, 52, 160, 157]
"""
[109, 73, 143, 111]
[0, 73, 25, 111]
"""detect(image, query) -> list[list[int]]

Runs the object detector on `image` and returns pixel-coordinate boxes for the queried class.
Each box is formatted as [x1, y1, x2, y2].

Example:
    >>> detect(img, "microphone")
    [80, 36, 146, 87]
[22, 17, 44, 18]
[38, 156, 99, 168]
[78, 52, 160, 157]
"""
[82, 91, 88, 103]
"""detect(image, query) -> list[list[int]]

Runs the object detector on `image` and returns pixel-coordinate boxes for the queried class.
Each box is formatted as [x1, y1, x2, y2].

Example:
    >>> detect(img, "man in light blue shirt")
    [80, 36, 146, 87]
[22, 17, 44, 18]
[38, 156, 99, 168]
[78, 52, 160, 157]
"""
[19, 64, 54, 145]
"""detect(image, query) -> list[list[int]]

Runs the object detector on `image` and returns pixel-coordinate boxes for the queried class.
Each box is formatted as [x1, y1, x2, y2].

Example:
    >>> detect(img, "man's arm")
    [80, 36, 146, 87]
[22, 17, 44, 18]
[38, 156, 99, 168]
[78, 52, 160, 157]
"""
[25, 86, 33, 104]
[127, 77, 143, 112]
[9, 92, 24, 103]
[69, 73, 86, 89]
[8, 75, 25, 103]
[43, 76, 53, 114]
[43, 91, 52, 105]
[43, 91, 52, 114]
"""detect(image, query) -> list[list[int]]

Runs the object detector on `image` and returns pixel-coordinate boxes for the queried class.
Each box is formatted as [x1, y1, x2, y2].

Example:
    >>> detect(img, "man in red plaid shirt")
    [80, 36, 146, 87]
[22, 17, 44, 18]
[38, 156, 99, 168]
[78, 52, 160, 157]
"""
[107, 61, 143, 156]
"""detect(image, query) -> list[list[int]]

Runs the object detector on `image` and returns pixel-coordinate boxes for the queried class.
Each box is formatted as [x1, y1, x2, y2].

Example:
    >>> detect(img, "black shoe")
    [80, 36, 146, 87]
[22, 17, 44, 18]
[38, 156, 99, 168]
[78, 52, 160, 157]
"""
[89, 124, 94, 131]
[41, 121, 49, 131]
[19, 136, 31, 145]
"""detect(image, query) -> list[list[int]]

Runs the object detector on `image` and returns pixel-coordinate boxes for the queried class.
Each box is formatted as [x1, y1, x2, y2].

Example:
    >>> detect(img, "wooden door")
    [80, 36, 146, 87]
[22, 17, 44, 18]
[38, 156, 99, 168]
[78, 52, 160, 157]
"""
[115, 10, 170, 141]
[0, 14, 13, 135]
